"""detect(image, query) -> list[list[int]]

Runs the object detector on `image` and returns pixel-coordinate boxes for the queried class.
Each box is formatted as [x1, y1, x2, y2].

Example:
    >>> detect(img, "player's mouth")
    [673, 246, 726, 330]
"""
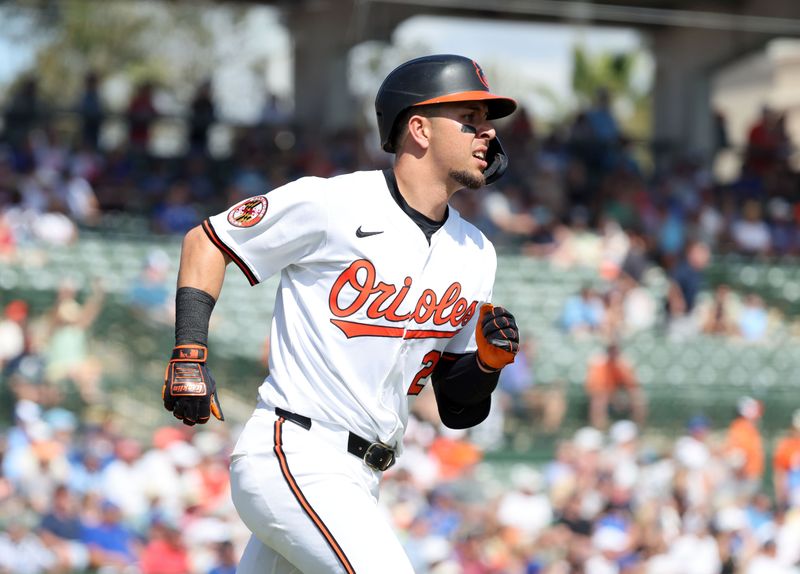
[473, 149, 487, 169]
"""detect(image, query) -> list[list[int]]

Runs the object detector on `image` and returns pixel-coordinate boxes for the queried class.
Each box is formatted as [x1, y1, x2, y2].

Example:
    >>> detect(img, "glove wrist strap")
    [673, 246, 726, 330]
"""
[475, 352, 500, 373]
[171, 344, 208, 363]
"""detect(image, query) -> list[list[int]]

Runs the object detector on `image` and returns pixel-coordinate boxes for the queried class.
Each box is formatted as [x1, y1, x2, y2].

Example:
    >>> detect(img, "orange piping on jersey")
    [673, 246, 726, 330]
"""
[273, 418, 357, 574]
[330, 320, 405, 338]
[403, 329, 459, 339]
[201, 219, 259, 286]
[330, 319, 459, 339]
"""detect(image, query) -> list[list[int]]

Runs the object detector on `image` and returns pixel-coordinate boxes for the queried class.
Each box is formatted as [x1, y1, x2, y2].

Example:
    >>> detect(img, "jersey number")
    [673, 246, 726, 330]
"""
[407, 350, 442, 396]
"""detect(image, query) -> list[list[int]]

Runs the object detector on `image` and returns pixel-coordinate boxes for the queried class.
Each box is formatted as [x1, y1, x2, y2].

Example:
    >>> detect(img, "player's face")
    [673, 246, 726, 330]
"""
[428, 102, 496, 190]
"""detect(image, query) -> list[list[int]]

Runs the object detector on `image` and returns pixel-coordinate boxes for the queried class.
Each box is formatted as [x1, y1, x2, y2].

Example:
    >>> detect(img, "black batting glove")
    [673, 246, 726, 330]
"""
[163, 344, 224, 426]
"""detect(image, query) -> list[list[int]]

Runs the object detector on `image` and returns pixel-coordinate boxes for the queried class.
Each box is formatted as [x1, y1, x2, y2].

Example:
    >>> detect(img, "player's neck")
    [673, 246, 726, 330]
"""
[393, 159, 451, 222]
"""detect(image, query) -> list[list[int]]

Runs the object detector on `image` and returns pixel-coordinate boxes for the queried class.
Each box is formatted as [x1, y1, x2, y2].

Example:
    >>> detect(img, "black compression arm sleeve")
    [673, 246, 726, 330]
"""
[432, 352, 500, 405]
[175, 287, 216, 346]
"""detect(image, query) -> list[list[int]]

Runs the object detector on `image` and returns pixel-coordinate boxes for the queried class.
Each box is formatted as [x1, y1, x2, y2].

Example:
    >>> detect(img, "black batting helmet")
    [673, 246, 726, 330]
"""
[375, 54, 518, 184]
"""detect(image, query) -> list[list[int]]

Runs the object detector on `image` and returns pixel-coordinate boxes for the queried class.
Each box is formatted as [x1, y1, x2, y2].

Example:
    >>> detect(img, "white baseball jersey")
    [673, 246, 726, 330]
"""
[204, 169, 495, 451]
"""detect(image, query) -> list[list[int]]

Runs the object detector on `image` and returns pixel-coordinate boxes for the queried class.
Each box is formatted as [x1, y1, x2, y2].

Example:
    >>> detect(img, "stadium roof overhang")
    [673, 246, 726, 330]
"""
[207, 0, 800, 36]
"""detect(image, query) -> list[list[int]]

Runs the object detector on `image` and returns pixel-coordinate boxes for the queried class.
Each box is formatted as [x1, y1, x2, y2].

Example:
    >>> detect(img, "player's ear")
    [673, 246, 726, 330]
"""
[406, 114, 431, 150]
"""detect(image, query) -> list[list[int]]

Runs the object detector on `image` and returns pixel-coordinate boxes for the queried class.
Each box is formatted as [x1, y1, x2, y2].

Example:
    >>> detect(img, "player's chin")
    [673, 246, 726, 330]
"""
[449, 168, 486, 190]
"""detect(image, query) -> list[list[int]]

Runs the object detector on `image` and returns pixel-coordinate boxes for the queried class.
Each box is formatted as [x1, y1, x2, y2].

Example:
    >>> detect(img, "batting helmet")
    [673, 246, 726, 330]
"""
[375, 54, 518, 184]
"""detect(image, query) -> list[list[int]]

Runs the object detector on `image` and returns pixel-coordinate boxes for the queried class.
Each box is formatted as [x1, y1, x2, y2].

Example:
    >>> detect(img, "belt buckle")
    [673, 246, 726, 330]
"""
[364, 442, 395, 471]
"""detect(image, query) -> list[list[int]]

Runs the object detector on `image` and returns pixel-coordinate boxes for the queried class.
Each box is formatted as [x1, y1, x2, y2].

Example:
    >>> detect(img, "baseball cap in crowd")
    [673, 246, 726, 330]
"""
[792, 409, 800, 431]
[609, 420, 638, 445]
[687, 414, 710, 433]
[43, 407, 78, 433]
[167, 440, 201, 469]
[715, 505, 748, 532]
[593, 526, 629, 553]
[4, 300, 28, 322]
[420, 536, 453, 566]
[101, 499, 122, 514]
[574, 426, 604, 452]
[736, 396, 763, 420]
[14, 399, 41, 424]
[152, 426, 186, 450]
[510, 464, 544, 493]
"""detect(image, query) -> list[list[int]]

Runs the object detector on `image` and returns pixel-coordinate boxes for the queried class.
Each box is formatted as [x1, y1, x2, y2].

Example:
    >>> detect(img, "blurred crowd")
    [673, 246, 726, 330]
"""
[3, 69, 800, 573]
[1, 73, 799, 260]
[2, 390, 800, 573]
[2, 278, 800, 573]
[1, 73, 798, 348]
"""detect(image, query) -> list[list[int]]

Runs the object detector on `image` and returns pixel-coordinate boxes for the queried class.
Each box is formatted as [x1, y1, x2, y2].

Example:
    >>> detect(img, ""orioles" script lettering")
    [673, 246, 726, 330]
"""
[327, 259, 478, 339]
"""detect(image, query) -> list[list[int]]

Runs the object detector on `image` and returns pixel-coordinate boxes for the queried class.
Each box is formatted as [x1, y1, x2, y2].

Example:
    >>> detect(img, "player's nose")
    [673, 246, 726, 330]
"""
[477, 122, 496, 141]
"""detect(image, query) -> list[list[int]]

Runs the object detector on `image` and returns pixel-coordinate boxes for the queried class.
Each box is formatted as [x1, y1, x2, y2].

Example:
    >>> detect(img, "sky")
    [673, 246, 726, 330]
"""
[0, 5, 647, 123]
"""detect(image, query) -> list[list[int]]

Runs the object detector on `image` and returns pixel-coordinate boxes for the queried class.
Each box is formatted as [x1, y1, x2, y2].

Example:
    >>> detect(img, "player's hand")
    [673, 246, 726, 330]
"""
[162, 344, 224, 426]
[475, 304, 519, 371]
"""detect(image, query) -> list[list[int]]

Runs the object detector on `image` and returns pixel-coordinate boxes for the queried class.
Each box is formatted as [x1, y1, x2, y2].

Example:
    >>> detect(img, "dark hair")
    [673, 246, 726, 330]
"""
[389, 104, 442, 152]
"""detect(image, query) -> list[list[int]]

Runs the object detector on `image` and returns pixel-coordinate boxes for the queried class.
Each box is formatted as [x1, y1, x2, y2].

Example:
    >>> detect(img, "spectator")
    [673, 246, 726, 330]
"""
[496, 464, 552, 544]
[127, 248, 173, 323]
[0, 512, 56, 574]
[101, 438, 149, 521]
[673, 415, 717, 509]
[616, 273, 658, 335]
[699, 283, 739, 336]
[140, 519, 191, 574]
[724, 396, 765, 496]
[208, 540, 238, 574]
[583, 87, 621, 176]
[731, 200, 771, 256]
[152, 180, 202, 234]
[80, 499, 140, 570]
[42, 279, 106, 404]
[497, 341, 566, 436]
[737, 293, 770, 343]
[188, 79, 216, 155]
[744, 538, 797, 574]
[669, 241, 711, 316]
[38, 484, 91, 573]
[559, 284, 605, 335]
[743, 106, 788, 179]
[2, 76, 40, 147]
[76, 71, 104, 150]
[259, 92, 291, 127]
[668, 518, 723, 574]
[127, 81, 158, 152]
[585, 342, 647, 430]
[481, 183, 537, 247]
[550, 206, 603, 269]
[767, 197, 798, 256]
[773, 409, 800, 511]
[57, 164, 101, 226]
[0, 299, 28, 370]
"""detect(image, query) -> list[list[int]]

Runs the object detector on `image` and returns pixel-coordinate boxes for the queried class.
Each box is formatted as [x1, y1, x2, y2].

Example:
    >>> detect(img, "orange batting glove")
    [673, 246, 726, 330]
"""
[475, 304, 519, 371]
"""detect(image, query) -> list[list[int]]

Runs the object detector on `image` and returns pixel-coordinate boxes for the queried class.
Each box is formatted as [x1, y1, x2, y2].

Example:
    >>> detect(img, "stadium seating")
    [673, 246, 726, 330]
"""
[4, 234, 800, 439]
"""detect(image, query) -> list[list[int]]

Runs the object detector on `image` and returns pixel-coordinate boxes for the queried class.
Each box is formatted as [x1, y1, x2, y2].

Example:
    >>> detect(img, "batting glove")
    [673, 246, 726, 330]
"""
[163, 344, 224, 426]
[475, 304, 519, 371]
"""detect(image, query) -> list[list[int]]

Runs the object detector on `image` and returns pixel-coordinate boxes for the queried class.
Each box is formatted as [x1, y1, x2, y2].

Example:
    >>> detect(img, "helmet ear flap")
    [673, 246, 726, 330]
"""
[483, 136, 509, 185]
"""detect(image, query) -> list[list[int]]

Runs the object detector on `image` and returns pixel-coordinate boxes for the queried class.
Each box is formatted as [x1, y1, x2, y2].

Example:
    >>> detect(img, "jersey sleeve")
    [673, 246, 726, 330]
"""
[203, 178, 328, 285]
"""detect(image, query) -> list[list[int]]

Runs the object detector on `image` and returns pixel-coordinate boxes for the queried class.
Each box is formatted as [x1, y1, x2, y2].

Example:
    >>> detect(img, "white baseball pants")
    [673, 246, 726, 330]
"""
[229, 405, 414, 574]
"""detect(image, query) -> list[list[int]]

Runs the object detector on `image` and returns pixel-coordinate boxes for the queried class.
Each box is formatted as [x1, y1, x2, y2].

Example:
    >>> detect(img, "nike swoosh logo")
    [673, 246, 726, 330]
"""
[356, 226, 384, 238]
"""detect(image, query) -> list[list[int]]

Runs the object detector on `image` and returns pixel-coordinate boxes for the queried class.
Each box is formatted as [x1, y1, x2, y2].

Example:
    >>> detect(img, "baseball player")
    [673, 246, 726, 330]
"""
[162, 54, 521, 573]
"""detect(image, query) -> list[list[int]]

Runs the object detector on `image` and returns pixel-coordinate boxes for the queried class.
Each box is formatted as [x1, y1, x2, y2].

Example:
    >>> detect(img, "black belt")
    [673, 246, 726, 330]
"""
[275, 408, 396, 471]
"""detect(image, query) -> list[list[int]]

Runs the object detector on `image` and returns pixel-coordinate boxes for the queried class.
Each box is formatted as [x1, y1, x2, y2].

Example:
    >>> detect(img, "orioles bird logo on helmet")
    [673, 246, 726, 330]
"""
[472, 61, 490, 89]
